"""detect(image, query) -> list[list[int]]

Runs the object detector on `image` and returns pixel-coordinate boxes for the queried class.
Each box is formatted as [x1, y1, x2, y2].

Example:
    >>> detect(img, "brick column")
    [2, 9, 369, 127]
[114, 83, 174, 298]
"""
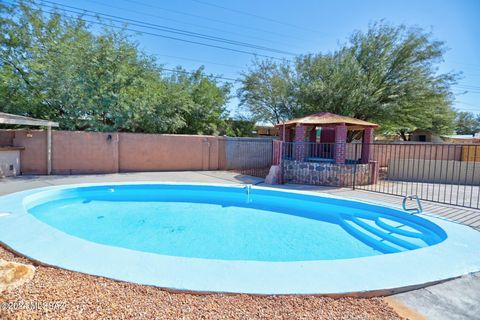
[334, 124, 347, 164]
[309, 126, 317, 142]
[361, 127, 374, 164]
[278, 128, 284, 141]
[294, 124, 306, 161]
[284, 128, 291, 142]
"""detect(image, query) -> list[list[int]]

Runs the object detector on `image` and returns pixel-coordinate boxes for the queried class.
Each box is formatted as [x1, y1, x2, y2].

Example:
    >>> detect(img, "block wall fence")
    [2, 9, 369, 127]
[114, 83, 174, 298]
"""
[0, 129, 469, 176]
[0, 129, 273, 175]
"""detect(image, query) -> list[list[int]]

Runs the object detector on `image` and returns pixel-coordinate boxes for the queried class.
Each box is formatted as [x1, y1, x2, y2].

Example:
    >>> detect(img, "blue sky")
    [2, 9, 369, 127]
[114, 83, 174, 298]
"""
[45, 0, 480, 115]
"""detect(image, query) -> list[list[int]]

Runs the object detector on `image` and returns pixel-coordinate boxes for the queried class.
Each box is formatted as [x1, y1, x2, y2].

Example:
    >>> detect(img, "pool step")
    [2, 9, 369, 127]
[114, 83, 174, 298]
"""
[341, 219, 403, 254]
[375, 217, 436, 245]
[350, 217, 421, 251]
[340, 214, 425, 253]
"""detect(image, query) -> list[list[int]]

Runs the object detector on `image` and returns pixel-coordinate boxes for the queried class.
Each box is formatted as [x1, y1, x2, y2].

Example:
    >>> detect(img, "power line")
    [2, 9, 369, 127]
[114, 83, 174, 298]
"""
[153, 54, 244, 69]
[455, 101, 480, 109]
[111, 0, 310, 42]
[37, 0, 297, 56]
[160, 67, 239, 82]
[455, 85, 480, 91]
[5, 1, 289, 61]
[456, 83, 480, 88]
[453, 88, 480, 94]
[188, 0, 323, 34]
[80, 0, 305, 51]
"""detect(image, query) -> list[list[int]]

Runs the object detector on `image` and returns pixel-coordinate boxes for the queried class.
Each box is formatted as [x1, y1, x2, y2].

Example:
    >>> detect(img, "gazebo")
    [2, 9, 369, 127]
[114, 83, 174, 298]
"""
[270, 112, 379, 186]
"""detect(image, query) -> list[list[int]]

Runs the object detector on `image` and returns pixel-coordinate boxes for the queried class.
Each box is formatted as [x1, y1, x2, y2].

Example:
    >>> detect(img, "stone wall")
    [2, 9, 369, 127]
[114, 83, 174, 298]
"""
[283, 160, 374, 187]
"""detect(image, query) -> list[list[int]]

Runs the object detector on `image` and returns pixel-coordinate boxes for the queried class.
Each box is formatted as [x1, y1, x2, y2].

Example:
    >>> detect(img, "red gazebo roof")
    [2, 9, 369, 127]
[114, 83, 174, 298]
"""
[278, 112, 379, 129]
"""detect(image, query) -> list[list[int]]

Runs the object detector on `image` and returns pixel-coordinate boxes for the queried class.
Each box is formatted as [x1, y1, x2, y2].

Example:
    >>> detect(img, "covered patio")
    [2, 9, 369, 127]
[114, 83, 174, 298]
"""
[273, 112, 379, 186]
[277, 112, 379, 164]
[0, 112, 59, 176]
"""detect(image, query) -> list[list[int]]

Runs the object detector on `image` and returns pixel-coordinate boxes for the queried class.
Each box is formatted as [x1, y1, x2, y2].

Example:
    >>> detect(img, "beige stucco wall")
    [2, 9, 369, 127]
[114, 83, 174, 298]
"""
[0, 130, 226, 174]
[118, 133, 220, 172]
[345, 143, 461, 166]
[0, 150, 20, 177]
[52, 131, 119, 174]
[388, 159, 480, 184]
[370, 144, 462, 167]
[12, 130, 48, 174]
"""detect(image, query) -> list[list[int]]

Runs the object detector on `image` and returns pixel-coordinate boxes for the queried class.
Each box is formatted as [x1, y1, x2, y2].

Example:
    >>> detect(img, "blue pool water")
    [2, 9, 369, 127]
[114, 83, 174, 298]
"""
[25, 184, 446, 262]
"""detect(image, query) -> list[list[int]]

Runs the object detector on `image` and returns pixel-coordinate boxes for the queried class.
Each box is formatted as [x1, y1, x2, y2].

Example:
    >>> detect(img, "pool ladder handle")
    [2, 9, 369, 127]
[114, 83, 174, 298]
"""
[244, 184, 252, 203]
[402, 195, 423, 214]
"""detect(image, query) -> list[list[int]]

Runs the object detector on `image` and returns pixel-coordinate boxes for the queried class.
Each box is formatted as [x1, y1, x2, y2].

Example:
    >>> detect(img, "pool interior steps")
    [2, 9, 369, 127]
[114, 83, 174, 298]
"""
[340, 214, 431, 254]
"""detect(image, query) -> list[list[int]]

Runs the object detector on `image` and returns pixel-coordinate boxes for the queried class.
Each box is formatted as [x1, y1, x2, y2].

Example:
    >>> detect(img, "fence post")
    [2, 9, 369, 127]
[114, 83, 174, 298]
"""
[281, 142, 285, 184]
[352, 143, 357, 190]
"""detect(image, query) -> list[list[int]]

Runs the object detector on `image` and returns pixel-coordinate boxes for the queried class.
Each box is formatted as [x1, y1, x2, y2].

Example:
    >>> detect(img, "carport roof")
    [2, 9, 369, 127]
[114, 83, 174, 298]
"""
[0, 112, 59, 127]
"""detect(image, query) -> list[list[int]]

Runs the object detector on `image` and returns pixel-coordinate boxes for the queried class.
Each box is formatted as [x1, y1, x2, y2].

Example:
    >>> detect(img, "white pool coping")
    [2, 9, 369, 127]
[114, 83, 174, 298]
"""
[1, 182, 480, 295]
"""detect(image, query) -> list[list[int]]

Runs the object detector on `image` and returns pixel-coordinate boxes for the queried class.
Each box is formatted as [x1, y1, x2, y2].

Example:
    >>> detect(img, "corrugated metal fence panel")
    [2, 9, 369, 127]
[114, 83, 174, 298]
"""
[223, 137, 273, 178]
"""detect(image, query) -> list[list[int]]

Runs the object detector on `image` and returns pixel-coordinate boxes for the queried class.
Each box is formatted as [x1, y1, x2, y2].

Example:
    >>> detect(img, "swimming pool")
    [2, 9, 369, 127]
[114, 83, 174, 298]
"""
[0, 182, 479, 294]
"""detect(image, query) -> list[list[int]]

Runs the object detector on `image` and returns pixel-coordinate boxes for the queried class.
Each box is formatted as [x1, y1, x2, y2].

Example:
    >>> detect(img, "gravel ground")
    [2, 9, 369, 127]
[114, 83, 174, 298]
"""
[0, 247, 402, 320]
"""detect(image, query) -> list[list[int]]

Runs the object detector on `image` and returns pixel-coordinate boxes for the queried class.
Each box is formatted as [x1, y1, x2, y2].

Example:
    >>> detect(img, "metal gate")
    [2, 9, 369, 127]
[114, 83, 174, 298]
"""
[219, 137, 273, 178]
[355, 142, 480, 209]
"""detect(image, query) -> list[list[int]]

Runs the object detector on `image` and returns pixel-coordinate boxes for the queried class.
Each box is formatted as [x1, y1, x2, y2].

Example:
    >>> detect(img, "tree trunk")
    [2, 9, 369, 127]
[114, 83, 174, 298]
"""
[399, 130, 408, 141]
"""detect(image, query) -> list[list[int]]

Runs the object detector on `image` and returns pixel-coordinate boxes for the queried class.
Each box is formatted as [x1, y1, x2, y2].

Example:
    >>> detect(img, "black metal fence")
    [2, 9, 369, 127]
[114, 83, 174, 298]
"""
[356, 142, 480, 209]
[277, 141, 480, 209]
[222, 139, 480, 210]
[282, 142, 336, 162]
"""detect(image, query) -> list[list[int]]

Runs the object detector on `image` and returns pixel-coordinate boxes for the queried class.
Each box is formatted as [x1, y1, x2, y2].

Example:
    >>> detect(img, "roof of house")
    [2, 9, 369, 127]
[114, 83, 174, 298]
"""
[0, 112, 59, 127]
[277, 112, 378, 129]
[443, 134, 477, 139]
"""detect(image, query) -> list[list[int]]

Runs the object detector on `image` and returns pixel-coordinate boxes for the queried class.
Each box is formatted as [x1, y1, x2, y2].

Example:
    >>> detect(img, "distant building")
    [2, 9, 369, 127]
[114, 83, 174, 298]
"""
[254, 124, 279, 137]
[410, 129, 480, 144]
[442, 134, 480, 144]
[410, 129, 444, 143]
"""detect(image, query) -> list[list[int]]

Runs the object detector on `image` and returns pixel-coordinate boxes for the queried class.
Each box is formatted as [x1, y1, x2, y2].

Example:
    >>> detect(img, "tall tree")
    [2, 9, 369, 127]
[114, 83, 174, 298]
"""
[0, 1, 230, 134]
[297, 23, 457, 138]
[165, 67, 231, 135]
[455, 111, 480, 135]
[237, 59, 299, 125]
[239, 22, 458, 139]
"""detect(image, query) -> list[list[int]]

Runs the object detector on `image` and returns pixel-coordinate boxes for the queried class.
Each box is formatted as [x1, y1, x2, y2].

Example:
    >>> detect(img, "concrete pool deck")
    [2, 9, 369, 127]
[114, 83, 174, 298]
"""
[1, 171, 479, 319]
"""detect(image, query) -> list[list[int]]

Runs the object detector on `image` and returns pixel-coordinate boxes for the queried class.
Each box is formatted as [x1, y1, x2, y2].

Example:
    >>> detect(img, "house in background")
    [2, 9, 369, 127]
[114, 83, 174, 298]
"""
[254, 124, 279, 137]
[409, 129, 445, 143]
[442, 134, 480, 144]
[410, 129, 480, 144]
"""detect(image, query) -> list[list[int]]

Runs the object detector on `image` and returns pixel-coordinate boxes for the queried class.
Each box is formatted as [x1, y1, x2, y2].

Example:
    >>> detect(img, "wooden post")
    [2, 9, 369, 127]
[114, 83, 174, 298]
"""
[47, 126, 52, 175]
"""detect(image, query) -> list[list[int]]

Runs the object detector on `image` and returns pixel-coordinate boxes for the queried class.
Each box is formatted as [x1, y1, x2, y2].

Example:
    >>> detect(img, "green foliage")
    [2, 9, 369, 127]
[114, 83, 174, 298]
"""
[455, 111, 480, 135]
[239, 22, 458, 139]
[164, 68, 231, 135]
[237, 59, 299, 125]
[220, 118, 256, 137]
[0, 1, 230, 134]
